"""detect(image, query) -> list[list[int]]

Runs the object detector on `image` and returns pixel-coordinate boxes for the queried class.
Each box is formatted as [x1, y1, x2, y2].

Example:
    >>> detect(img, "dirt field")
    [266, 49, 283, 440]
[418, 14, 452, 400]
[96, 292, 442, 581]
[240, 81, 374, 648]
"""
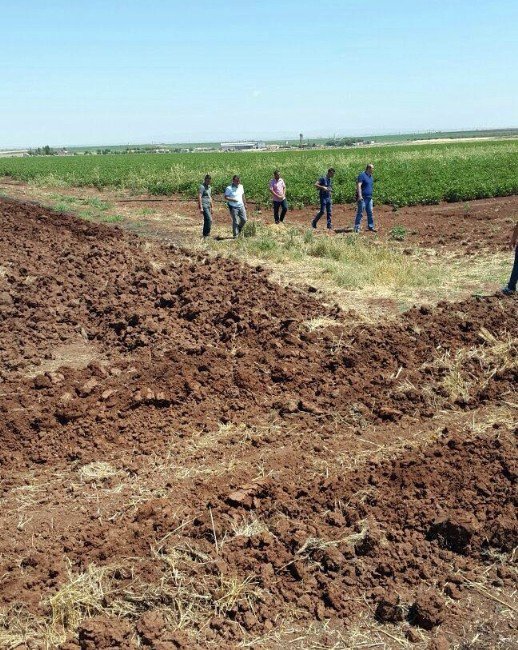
[0, 193, 517, 649]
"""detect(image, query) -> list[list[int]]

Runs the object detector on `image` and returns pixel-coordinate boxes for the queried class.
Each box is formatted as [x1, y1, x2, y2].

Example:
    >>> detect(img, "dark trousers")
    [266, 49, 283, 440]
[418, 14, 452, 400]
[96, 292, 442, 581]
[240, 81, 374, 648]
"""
[202, 207, 212, 237]
[312, 198, 332, 228]
[273, 199, 288, 223]
[507, 246, 518, 291]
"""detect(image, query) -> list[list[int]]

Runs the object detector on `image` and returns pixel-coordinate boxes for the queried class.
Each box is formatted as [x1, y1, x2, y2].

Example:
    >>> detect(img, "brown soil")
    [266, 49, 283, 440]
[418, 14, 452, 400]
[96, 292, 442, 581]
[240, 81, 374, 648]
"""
[0, 197, 516, 649]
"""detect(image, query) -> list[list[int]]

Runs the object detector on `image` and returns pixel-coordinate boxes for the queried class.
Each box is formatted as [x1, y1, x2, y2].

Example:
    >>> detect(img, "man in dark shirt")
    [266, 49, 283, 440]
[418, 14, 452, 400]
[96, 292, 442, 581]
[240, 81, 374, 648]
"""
[311, 168, 335, 230]
[354, 163, 377, 232]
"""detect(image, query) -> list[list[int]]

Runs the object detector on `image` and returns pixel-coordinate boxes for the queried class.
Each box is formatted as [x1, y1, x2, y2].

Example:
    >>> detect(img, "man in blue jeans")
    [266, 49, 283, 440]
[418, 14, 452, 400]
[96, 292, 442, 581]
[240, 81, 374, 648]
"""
[502, 221, 518, 295]
[354, 163, 377, 232]
[224, 175, 247, 238]
[311, 168, 335, 230]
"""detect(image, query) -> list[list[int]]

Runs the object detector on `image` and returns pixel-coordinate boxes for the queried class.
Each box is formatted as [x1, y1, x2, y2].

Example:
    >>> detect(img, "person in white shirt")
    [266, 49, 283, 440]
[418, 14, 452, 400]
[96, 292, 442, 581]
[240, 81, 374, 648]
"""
[224, 175, 247, 238]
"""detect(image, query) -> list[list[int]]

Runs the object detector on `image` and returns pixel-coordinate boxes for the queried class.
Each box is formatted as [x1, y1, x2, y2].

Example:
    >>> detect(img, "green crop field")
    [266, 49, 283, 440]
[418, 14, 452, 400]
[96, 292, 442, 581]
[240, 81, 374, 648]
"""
[1, 140, 517, 207]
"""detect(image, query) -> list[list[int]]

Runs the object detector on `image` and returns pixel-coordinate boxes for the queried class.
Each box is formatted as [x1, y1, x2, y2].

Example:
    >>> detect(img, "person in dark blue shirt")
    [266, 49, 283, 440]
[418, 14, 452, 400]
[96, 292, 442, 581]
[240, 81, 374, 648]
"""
[354, 163, 377, 232]
[311, 168, 335, 230]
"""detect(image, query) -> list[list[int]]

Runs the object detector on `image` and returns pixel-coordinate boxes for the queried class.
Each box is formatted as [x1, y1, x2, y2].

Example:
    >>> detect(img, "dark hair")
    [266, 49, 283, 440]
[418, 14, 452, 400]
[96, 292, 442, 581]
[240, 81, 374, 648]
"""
[273, 169, 280, 175]
[232, 175, 240, 182]
[328, 168, 335, 174]
[204, 174, 211, 181]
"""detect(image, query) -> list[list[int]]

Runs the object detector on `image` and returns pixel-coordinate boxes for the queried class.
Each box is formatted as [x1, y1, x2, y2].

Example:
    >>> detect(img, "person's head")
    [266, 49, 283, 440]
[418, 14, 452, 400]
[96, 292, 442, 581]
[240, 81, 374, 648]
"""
[327, 168, 335, 178]
[273, 169, 280, 180]
[204, 174, 211, 185]
[232, 175, 240, 186]
[366, 163, 374, 175]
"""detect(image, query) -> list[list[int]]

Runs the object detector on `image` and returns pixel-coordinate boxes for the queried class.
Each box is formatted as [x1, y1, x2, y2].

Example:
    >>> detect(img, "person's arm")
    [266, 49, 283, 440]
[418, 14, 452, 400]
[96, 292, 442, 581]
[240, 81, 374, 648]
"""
[315, 179, 331, 192]
[269, 181, 280, 199]
[198, 188, 204, 212]
[224, 188, 236, 203]
[511, 222, 518, 248]
[356, 180, 363, 201]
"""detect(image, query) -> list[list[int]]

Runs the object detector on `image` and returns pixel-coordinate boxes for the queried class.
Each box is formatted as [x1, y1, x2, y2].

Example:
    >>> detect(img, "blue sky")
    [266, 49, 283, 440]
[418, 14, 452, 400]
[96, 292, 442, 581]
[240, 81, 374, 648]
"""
[1, 0, 517, 147]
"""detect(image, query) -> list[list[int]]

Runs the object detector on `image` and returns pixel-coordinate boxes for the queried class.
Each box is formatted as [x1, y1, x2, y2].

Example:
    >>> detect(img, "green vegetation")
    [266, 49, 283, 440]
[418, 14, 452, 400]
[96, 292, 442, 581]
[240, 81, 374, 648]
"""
[389, 225, 408, 241]
[1, 140, 517, 207]
[42, 194, 118, 223]
[215, 223, 443, 291]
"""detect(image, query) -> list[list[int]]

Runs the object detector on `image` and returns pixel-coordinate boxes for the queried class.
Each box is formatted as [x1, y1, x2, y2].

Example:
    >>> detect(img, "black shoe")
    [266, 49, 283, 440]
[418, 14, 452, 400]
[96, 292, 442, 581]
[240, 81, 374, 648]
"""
[311, 220, 317, 229]
[368, 227, 378, 232]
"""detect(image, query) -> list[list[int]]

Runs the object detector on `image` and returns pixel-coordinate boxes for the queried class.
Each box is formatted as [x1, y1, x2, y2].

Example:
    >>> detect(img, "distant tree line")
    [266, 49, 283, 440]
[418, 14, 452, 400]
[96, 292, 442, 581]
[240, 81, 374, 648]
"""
[28, 145, 57, 156]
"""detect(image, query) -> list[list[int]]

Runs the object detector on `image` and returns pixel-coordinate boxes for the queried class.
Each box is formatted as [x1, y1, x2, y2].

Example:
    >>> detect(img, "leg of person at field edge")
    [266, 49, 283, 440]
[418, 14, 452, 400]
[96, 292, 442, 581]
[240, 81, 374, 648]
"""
[326, 199, 332, 229]
[273, 201, 280, 224]
[312, 201, 325, 227]
[202, 207, 212, 237]
[279, 198, 288, 222]
[365, 198, 375, 230]
[506, 247, 518, 291]
[229, 206, 240, 237]
[236, 205, 247, 235]
[354, 200, 364, 231]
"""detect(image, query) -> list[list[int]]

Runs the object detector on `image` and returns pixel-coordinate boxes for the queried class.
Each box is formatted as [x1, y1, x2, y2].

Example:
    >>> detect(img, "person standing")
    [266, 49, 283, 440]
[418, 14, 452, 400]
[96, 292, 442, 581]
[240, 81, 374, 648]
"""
[502, 221, 518, 295]
[269, 169, 288, 224]
[198, 174, 214, 238]
[354, 163, 377, 232]
[311, 168, 335, 230]
[224, 175, 247, 238]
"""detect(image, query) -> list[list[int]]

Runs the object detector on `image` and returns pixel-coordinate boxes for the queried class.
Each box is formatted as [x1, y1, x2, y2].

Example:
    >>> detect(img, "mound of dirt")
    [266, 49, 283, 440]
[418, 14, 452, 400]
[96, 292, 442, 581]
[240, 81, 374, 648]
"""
[0, 198, 516, 648]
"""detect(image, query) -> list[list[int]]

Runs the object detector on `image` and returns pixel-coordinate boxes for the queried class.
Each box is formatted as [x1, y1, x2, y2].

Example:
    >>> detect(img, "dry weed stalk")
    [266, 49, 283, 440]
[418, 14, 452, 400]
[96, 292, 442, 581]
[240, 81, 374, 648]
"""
[48, 563, 111, 636]
[78, 461, 120, 483]
[231, 515, 269, 538]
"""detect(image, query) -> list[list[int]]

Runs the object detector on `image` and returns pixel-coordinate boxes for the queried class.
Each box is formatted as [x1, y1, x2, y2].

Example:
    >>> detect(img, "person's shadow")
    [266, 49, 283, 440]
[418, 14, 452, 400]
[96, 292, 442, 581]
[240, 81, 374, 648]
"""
[333, 227, 356, 234]
[213, 235, 235, 241]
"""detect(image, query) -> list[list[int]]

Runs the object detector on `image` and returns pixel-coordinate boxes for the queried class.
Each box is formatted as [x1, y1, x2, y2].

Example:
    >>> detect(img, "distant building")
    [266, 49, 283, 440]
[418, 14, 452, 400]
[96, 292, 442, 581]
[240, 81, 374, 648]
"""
[0, 149, 30, 157]
[220, 141, 266, 151]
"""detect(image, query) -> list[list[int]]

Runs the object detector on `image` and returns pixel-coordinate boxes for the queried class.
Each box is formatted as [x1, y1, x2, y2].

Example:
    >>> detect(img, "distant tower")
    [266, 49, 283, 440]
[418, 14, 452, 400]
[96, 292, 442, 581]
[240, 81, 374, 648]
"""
[299, 133, 303, 148]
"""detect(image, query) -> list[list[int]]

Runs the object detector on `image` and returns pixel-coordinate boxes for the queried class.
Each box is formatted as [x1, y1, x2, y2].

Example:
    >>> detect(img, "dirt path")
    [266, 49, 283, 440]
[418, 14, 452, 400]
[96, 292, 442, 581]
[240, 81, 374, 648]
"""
[1, 178, 517, 252]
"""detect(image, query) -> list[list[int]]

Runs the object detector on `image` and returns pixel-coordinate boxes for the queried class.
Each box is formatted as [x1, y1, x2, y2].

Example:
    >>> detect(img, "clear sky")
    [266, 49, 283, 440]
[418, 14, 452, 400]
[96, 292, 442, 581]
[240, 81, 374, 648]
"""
[1, 0, 517, 148]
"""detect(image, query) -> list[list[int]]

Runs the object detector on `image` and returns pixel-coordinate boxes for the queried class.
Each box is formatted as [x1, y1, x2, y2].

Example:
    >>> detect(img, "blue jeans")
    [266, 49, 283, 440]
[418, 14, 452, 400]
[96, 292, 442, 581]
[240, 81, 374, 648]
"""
[507, 246, 518, 291]
[228, 204, 247, 237]
[312, 198, 332, 228]
[354, 197, 374, 231]
[202, 206, 212, 237]
[273, 199, 288, 223]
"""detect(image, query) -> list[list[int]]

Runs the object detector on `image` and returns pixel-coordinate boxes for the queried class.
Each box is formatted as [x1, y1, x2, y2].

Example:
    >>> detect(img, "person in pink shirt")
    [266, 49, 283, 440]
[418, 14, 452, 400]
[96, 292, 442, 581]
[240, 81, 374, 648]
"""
[269, 170, 288, 224]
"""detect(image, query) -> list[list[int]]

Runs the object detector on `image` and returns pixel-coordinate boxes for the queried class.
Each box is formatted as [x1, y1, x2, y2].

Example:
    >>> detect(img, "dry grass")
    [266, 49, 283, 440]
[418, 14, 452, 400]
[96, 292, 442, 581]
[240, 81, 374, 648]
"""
[301, 316, 342, 332]
[240, 610, 416, 649]
[428, 328, 517, 403]
[78, 461, 120, 483]
[231, 515, 269, 538]
[0, 604, 56, 650]
[48, 563, 110, 636]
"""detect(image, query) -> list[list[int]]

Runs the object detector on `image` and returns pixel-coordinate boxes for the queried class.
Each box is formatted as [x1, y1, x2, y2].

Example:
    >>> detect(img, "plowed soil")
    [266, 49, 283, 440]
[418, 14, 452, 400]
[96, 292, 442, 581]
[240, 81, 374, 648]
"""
[0, 197, 516, 649]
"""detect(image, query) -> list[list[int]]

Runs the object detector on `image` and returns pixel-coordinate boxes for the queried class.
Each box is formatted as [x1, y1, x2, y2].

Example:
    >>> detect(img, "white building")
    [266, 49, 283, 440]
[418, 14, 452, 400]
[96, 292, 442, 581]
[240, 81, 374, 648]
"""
[220, 141, 266, 151]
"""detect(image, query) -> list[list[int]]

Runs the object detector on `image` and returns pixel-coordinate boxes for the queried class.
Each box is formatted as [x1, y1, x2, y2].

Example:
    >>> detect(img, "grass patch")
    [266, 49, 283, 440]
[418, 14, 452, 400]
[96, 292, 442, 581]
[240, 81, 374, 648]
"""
[389, 225, 408, 241]
[217, 223, 444, 291]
